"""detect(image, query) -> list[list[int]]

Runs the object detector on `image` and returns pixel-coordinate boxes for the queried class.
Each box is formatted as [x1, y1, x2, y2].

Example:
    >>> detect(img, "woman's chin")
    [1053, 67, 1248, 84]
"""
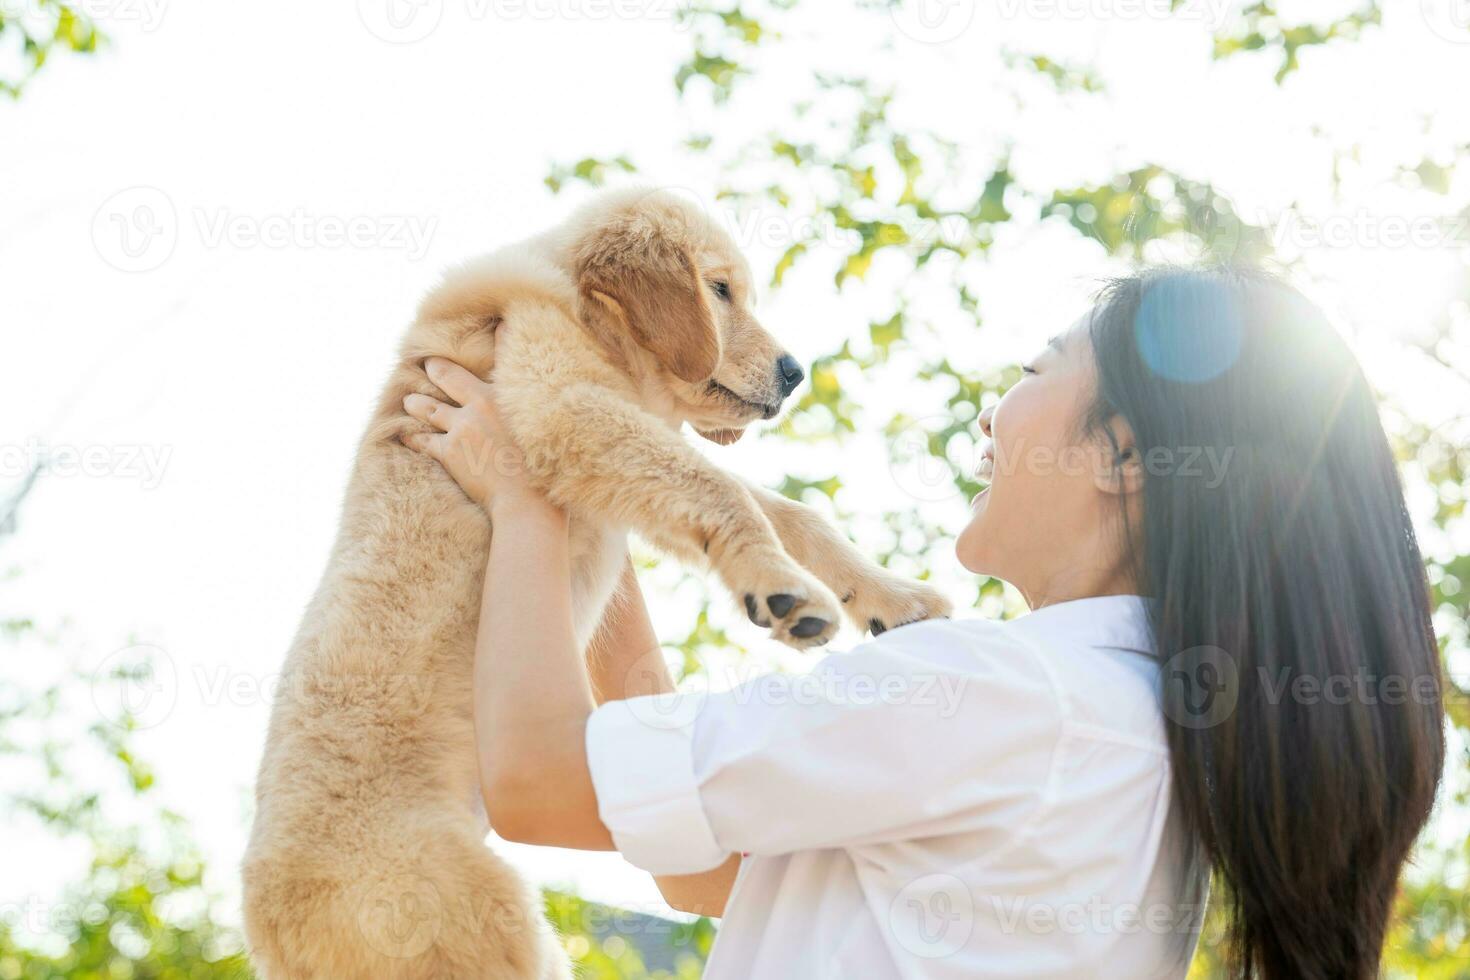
[955, 494, 992, 574]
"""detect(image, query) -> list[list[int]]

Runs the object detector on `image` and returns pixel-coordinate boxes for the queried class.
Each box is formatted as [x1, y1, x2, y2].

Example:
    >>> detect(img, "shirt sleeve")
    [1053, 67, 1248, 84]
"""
[584, 618, 1065, 875]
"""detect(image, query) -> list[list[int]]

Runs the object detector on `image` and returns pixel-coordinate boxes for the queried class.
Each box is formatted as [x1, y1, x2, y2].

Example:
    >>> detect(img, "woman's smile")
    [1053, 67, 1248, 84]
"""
[975, 445, 995, 483]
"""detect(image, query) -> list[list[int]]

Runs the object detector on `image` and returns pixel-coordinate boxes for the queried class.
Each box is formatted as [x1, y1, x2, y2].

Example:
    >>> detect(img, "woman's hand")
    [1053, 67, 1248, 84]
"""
[402, 356, 557, 519]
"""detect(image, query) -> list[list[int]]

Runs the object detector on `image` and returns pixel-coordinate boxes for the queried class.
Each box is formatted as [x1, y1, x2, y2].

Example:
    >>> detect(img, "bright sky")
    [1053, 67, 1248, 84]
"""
[3, 0, 1469, 951]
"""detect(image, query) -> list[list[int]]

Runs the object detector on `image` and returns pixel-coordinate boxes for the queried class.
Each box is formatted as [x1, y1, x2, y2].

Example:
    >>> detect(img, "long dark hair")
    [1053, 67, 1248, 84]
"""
[1085, 266, 1445, 978]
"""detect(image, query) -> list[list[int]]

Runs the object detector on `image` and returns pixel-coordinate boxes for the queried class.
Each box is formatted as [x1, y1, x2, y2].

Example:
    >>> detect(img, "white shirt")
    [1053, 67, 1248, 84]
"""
[585, 595, 1210, 979]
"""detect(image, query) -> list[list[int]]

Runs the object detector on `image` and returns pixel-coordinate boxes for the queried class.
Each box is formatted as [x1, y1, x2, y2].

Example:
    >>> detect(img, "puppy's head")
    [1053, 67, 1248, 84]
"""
[570, 189, 803, 445]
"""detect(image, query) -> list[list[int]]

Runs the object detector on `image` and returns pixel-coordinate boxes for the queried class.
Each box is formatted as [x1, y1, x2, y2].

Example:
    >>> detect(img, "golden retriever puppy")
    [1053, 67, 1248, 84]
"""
[241, 187, 951, 979]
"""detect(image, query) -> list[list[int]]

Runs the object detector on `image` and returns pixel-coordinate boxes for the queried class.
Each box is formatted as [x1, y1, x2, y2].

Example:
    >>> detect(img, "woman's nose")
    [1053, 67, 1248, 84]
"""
[978, 404, 995, 439]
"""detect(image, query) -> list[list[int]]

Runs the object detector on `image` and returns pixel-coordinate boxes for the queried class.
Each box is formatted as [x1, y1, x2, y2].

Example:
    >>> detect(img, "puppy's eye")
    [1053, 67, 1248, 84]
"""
[709, 280, 731, 302]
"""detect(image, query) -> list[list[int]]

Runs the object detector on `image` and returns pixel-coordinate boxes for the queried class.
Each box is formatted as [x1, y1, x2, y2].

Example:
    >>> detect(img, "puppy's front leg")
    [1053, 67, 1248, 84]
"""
[743, 483, 953, 636]
[500, 381, 843, 649]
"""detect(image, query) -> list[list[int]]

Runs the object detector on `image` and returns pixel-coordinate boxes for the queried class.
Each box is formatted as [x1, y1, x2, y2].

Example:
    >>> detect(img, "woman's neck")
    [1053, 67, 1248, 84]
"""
[1017, 550, 1138, 611]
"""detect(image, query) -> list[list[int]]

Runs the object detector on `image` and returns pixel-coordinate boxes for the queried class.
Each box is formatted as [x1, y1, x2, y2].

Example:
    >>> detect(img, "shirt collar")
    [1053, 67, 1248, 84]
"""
[1006, 594, 1156, 657]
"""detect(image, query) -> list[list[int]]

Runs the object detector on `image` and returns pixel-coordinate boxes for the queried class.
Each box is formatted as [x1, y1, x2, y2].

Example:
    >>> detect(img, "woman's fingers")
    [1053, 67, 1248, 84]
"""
[401, 429, 445, 460]
[403, 392, 454, 431]
[424, 356, 486, 406]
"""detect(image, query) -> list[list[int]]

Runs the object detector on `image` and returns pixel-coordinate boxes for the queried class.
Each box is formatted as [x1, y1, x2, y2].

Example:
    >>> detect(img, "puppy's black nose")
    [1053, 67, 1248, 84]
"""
[776, 354, 805, 398]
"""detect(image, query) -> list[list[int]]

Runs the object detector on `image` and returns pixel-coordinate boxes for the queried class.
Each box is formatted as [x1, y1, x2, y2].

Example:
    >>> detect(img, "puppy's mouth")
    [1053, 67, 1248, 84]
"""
[695, 426, 746, 446]
[706, 380, 781, 420]
[694, 379, 781, 446]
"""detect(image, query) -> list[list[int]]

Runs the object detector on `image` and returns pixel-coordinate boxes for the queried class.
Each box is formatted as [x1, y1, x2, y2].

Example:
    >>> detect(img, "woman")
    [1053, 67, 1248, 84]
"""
[402, 266, 1445, 978]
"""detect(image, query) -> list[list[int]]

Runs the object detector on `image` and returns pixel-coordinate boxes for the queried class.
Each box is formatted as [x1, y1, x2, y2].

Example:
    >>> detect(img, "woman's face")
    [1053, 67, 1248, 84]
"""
[955, 315, 1137, 604]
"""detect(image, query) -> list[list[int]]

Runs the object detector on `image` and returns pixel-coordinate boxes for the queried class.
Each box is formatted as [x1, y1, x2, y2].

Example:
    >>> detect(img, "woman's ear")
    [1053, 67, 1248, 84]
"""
[1093, 414, 1146, 497]
[576, 217, 721, 384]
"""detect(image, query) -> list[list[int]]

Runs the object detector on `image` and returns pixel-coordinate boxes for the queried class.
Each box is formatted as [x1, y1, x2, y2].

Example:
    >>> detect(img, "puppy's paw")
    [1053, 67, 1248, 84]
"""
[842, 570, 952, 637]
[732, 560, 843, 649]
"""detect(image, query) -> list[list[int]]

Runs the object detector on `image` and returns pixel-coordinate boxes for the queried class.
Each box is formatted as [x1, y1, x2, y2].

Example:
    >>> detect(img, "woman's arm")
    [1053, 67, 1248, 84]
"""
[587, 562, 741, 917]
[474, 490, 612, 849]
[407, 355, 737, 911]
[402, 356, 609, 845]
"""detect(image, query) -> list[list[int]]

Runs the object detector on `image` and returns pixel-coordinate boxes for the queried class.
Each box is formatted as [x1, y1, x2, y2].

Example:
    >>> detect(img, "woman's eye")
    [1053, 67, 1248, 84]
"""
[710, 280, 731, 301]
[1021, 365, 1038, 375]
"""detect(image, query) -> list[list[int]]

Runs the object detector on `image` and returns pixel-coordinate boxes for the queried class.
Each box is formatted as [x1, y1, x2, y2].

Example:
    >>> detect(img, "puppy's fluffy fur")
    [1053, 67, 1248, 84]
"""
[241, 188, 951, 979]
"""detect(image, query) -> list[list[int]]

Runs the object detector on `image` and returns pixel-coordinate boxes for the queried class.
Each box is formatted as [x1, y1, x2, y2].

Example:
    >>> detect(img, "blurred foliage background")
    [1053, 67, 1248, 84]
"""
[0, 0, 98, 98]
[5, 0, 1469, 976]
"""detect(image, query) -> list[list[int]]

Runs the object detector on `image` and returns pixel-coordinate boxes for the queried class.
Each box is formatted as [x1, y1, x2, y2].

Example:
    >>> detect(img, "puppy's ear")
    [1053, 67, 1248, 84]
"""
[578, 221, 721, 384]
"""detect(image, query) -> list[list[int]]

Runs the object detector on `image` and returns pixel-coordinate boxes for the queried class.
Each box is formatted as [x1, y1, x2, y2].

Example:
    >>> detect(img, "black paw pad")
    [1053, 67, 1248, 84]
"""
[767, 594, 797, 618]
[791, 617, 829, 639]
[869, 619, 887, 636]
